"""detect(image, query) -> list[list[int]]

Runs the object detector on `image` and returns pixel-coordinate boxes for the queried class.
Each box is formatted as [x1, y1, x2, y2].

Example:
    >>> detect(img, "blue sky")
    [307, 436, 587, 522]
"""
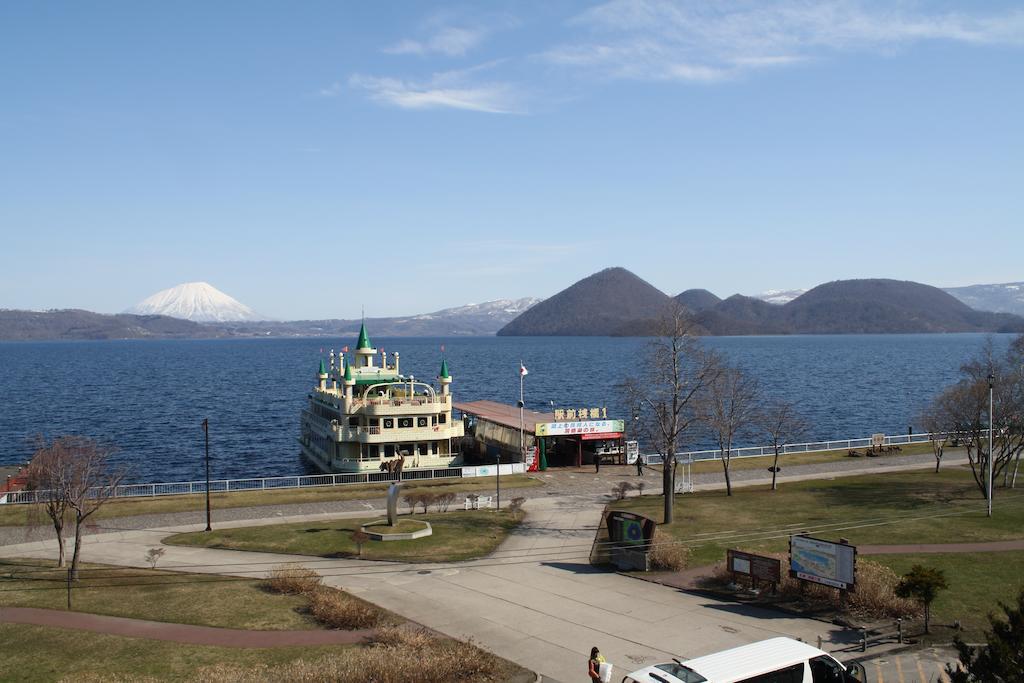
[1, 1, 1022, 319]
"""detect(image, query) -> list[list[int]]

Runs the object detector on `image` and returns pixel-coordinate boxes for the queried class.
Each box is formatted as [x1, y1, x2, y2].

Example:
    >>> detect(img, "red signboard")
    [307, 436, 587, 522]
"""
[581, 432, 622, 441]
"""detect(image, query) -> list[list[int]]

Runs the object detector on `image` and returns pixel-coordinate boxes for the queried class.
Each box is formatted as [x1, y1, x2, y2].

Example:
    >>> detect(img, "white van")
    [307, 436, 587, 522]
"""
[621, 637, 866, 683]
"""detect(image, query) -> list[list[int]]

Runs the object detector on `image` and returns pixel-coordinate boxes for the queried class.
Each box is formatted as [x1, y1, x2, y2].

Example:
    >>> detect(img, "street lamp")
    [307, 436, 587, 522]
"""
[987, 374, 994, 518]
[202, 418, 212, 531]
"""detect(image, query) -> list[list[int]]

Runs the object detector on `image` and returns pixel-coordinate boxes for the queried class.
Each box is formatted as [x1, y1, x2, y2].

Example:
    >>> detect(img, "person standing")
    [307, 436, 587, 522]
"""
[588, 646, 605, 682]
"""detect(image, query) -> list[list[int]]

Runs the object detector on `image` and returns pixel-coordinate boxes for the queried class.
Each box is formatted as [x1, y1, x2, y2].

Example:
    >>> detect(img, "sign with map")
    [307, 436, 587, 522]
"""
[789, 535, 857, 590]
[605, 510, 656, 547]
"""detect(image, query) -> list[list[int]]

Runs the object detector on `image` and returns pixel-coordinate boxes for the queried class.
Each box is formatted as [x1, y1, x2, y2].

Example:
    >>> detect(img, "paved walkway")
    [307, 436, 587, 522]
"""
[0, 606, 375, 647]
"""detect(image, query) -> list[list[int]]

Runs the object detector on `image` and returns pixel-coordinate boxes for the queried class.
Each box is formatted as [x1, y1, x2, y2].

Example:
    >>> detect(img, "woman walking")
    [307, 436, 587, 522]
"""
[588, 646, 605, 682]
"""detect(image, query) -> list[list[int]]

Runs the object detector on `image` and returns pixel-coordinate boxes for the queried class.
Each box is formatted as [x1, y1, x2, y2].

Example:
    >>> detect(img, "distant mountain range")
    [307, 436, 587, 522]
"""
[942, 282, 1024, 316]
[0, 309, 224, 341]
[5, 275, 1023, 341]
[751, 283, 1024, 315]
[497, 268, 1024, 337]
[221, 298, 541, 338]
[0, 297, 541, 341]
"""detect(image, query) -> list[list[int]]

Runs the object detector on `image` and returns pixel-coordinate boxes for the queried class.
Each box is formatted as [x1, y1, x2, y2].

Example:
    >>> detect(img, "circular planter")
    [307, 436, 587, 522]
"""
[360, 519, 433, 542]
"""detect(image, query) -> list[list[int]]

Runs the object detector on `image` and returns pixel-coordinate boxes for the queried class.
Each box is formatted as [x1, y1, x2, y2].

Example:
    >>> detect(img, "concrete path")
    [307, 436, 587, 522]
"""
[0, 606, 375, 647]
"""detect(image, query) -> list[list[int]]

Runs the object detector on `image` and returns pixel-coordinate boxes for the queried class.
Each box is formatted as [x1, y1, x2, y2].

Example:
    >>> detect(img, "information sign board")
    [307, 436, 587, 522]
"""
[536, 419, 625, 437]
[789, 535, 857, 590]
[727, 549, 781, 584]
[605, 510, 656, 547]
[625, 440, 640, 464]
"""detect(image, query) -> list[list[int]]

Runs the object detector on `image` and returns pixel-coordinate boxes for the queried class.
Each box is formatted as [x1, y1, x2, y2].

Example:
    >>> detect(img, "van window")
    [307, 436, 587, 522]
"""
[739, 663, 805, 683]
[653, 664, 706, 682]
[809, 656, 845, 682]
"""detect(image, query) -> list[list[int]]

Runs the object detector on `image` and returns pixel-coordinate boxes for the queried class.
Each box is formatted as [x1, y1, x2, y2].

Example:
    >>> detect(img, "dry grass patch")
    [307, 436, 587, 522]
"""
[264, 563, 322, 595]
[306, 588, 381, 630]
[190, 625, 526, 683]
[648, 530, 691, 572]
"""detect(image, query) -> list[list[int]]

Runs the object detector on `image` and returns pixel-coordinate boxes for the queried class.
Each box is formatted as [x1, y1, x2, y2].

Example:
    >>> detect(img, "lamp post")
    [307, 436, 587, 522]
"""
[987, 374, 994, 518]
[202, 418, 212, 531]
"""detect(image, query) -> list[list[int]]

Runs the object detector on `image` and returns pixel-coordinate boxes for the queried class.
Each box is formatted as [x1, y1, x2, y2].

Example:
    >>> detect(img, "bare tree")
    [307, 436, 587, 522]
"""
[622, 304, 720, 523]
[926, 338, 1024, 497]
[919, 406, 948, 473]
[699, 364, 761, 496]
[61, 437, 126, 580]
[24, 438, 74, 567]
[757, 399, 809, 491]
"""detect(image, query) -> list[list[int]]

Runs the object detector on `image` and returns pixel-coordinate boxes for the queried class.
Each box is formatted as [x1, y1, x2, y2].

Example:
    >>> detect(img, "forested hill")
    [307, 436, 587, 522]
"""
[0, 309, 225, 340]
[498, 272, 1024, 336]
[497, 267, 672, 336]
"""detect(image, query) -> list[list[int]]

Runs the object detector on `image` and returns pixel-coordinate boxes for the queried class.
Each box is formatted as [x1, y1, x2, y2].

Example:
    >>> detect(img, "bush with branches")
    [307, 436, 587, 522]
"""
[612, 482, 634, 500]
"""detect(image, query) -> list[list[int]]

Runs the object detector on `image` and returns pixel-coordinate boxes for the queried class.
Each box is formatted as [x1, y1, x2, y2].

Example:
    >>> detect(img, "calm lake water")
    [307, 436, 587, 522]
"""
[0, 334, 1012, 482]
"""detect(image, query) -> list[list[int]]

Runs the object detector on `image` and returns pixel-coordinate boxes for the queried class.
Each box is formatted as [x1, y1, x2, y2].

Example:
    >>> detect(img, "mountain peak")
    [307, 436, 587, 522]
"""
[126, 282, 265, 322]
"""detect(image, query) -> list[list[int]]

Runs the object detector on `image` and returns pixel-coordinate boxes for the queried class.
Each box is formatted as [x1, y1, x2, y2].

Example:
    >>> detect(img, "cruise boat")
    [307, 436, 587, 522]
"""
[298, 323, 465, 473]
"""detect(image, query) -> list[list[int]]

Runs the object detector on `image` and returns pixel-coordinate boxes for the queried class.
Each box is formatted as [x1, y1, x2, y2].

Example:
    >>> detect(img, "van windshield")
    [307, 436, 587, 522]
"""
[654, 663, 707, 682]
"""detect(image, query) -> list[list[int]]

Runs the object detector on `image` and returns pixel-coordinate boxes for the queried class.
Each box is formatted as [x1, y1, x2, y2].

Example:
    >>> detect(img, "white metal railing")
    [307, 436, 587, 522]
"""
[641, 431, 938, 465]
[3, 466, 466, 505]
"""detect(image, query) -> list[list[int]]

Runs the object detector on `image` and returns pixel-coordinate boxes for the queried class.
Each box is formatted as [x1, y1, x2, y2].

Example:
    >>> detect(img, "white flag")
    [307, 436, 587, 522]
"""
[520, 362, 528, 377]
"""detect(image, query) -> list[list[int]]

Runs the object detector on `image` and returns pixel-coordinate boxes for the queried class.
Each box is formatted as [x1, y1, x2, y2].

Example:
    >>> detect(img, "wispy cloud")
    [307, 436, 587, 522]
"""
[318, 82, 342, 97]
[349, 66, 521, 114]
[544, 0, 1024, 82]
[384, 26, 488, 57]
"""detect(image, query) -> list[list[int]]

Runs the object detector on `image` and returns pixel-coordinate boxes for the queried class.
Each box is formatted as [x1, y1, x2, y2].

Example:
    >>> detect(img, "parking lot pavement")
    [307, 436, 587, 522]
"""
[857, 647, 957, 683]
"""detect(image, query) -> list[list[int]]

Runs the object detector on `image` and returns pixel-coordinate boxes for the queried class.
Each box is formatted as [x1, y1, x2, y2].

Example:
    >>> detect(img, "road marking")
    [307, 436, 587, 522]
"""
[916, 658, 927, 682]
[937, 663, 952, 682]
[895, 656, 905, 683]
[874, 661, 885, 683]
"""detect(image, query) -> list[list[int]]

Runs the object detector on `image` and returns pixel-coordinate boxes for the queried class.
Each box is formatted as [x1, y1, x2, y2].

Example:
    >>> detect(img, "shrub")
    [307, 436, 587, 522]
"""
[402, 493, 418, 514]
[307, 587, 380, 630]
[144, 547, 166, 569]
[419, 492, 436, 513]
[648, 530, 690, 571]
[436, 491, 456, 512]
[612, 482, 634, 500]
[264, 563, 322, 595]
[508, 497, 526, 517]
[635, 481, 645, 497]
[351, 530, 370, 557]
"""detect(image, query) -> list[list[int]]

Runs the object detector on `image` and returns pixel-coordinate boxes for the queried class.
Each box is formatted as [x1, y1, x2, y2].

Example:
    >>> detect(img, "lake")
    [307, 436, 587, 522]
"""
[0, 333, 1012, 482]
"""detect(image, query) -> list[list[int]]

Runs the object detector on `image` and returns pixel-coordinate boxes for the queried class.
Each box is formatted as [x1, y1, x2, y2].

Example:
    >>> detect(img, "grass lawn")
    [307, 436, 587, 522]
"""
[165, 509, 521, 562]
[0, 558, 316, 630]
[682, 440, 936, 476]
[872, 552, 1024, 638]
[0, 473, 542, 527]
[0, 623, 350, 683]
[611, 466, 1024, 639]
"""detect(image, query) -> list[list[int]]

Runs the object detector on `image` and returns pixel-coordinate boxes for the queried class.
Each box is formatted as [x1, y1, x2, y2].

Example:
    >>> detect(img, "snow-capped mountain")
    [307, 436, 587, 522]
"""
[754, 288, 808, 305]
[410, 298, 542, 321]
[126, 282, 265, 322]
[943, 282, 1024, 316]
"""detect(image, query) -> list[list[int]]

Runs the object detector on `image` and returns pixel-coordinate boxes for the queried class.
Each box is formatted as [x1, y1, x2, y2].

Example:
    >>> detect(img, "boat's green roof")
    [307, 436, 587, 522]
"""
[356, 323, 372, 350]
[439, 359, 450, 379]
[318, 359, 326, 375]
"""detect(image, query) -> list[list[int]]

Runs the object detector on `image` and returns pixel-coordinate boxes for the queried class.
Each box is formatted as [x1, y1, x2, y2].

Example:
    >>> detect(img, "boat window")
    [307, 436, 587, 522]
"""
[383, 418, 394, 429]
[417, 417, 428, 428]
[398, 418, 413, 428]
[431, 416, 437, 426]
[418, 443, 428, 456]
[348, 417, 359, 427]
[431, 442, 438, 454]
[369, 445, 379, 459]
[384, 445, 395, 458]
[438, 413, 447, 424]
[369, 418, 380, 427]
[653, 664, 706, 682]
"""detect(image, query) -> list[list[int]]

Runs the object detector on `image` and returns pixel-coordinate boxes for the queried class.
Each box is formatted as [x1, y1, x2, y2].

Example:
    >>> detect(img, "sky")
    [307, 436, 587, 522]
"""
[1, 1, 1022, 319]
